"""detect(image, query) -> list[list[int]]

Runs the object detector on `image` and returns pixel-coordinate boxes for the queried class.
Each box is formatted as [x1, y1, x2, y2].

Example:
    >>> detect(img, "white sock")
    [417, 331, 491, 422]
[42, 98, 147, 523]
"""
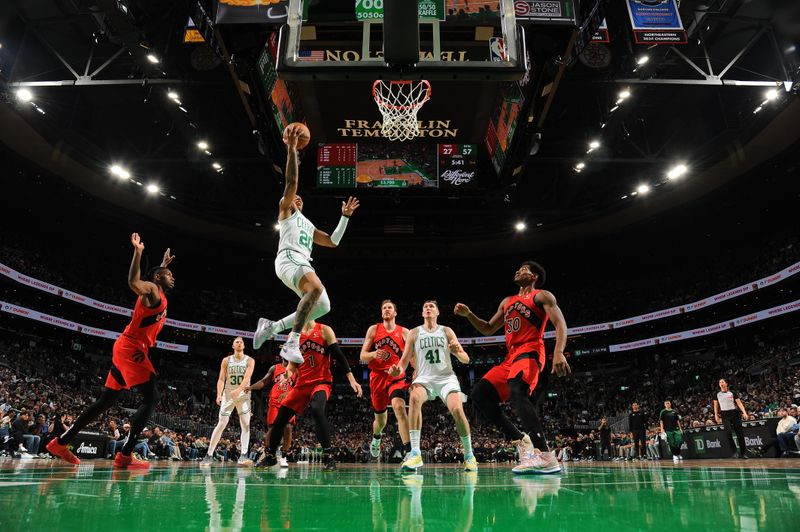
[460, 435, 473, 457]
[410, 430, 421, 454]
[239, 414, 251, 458]
[286, 331, 300, 343]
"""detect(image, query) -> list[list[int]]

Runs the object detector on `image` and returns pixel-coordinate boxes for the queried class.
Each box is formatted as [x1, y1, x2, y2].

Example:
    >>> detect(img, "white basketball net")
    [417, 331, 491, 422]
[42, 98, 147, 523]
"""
[372, 80, 432, 142]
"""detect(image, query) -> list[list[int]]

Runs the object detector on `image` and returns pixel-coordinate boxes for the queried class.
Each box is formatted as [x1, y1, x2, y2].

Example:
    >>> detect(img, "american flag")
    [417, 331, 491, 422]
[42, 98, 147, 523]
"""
[297, 50, 324, 62]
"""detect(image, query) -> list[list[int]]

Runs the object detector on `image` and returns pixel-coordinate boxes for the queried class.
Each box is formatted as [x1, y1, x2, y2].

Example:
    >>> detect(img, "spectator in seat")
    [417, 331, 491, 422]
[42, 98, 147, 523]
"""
[107, 419, 125, 457]
[776, 408, 798, 458]
[12, 411, 40, 456]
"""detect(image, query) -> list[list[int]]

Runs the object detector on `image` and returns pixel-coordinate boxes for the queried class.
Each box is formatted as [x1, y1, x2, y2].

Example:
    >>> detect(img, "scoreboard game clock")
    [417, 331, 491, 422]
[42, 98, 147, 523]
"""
[437, 144, 477, 188]
[317, 144, 358, 188]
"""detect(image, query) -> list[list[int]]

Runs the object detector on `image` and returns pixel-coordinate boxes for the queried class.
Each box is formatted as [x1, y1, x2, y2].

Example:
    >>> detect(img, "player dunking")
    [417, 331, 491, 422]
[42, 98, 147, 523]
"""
[47, 233, 175, 469]
[257, 320, 362, 471]
[360, 300, 411, 460]
[200, 337, 255, 467]
[389, 301, 477, 472]
[244, 360, 296, 468]
[455, 261, 570, 474]
[253, 124, 360, 363]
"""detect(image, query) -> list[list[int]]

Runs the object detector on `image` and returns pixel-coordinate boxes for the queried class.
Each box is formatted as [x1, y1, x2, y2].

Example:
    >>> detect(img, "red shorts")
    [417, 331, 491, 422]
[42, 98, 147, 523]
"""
[280, 381, 331, 414]
[481, 345, 545, 402]
[370, 371, 409, 413]
[104, 337, 156, 391]
[267, 402, 297, 426]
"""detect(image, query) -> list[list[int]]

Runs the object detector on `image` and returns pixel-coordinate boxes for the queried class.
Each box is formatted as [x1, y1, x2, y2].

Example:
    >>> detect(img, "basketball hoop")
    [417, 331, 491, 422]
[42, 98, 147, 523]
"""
[372, 80, 431, 142]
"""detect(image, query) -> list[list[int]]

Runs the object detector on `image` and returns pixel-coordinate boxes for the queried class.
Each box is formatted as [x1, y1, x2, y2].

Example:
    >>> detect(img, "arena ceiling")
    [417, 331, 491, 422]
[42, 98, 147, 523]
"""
[0, 0, 798, 258]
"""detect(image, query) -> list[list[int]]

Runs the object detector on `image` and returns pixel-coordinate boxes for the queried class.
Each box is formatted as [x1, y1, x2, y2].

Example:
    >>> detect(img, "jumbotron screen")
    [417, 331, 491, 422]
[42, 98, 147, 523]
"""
[316, 142, 477, 189]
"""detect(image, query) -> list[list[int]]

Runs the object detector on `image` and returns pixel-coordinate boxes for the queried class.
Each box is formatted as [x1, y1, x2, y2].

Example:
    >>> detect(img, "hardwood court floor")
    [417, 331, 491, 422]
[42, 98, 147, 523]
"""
[1, 458, 798, 530]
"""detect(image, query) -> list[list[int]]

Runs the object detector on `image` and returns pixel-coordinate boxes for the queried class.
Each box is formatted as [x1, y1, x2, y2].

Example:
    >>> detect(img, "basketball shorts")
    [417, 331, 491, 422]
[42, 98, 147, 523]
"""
[219, 391, 251, 417]
[268, 401, 297, 426]
[281, 381, 331, 414]
[413, 374, 463, 405]
[370, 371, 409, 413]
[275, 250, 315, 297]
[105, 337, 156, 391]
[482, 345, 545, 402]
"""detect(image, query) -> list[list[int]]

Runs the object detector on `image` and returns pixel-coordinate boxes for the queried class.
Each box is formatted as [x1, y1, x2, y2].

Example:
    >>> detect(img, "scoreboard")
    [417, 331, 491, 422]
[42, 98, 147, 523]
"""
[316, 143, 477, 188]
[317, 144, 357, 188]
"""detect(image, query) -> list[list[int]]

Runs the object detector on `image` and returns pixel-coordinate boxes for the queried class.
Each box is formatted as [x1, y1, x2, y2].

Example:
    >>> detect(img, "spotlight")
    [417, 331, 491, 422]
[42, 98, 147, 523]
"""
[575, 162, 585, 170]
[667, 164, 687, 180]
[609, 105, 619, 113]
[765, 89, 778, 101]
[636, 184, 650, 194]
[178, 106, 187, 113]
[147, 54, 159, 64]
[212, 162, 222, 170]
[619, 90, 631, 99]
[753, 106, 762, 114]
[110, 165, 130, 179]
[636, 55, 649, 65]
[146, 183, 160, 194]
[274, 223, 281, 231]
[515, 222, 526, 232]
[17, 89, 33, 102]
[167, 91, 179, 100]
[197, 141, 209, 150]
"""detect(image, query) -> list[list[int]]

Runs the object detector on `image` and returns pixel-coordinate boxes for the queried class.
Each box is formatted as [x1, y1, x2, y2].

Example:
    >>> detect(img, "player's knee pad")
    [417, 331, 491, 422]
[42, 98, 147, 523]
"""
[310, 289, 331, 319]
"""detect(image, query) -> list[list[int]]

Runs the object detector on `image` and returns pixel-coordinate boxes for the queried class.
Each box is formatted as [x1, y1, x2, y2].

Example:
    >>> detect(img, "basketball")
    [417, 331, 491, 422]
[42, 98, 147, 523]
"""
[284, 122, 311, 150]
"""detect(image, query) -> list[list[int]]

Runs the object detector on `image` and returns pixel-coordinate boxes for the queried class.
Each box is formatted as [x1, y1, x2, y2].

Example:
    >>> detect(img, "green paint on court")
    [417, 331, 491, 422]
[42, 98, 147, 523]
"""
[1, 463, 798, 530]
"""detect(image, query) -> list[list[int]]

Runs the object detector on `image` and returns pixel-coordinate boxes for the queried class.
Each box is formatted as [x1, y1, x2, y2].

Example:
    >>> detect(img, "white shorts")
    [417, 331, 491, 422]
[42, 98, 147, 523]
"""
[413, 374, 463, 405]
[219, 391, 251, 417]
[275, 250, 315, 298]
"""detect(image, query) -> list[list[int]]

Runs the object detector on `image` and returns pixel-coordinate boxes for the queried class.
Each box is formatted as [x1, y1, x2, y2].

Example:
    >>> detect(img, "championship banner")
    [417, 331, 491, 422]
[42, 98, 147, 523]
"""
[625, 0, 687, 44]
[514, 0, 577, 25]
[591, 18, 609, 43]
[356, 0, 445, 22]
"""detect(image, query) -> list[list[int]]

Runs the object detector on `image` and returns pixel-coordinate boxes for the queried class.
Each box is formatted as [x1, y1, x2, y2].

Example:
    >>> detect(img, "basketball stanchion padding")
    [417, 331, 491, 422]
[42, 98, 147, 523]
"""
[372, 80, 431, 141]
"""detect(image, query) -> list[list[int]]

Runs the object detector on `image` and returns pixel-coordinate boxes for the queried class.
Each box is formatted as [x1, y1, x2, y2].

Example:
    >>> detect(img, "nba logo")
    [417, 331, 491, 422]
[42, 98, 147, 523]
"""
[489, 37, 507, 62]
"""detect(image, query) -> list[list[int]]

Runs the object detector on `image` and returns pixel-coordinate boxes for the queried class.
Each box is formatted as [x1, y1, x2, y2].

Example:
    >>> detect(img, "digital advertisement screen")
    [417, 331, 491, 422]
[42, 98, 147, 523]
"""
[317, 142, 477, 189]
[485, 82, 524, 174]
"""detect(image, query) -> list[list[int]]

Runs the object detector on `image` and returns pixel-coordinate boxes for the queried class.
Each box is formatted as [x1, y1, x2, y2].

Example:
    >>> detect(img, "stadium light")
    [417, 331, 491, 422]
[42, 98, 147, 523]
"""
[636, 184, 651, 195]
[619, 89, 631, 99]
[167, 91, 179, 100]
[146, 183, 160, 194]
[178, 106, 188, 113]
[197, 141, 209, 150]
[515, 222, 527, 232]
[636, 55, 649, 65]
[765, 89, 778, 101]
[575, 162, 585, 172]
[17, 89, 33, 102]
[274, 223, 281, 231]
[753, 106, 762, 114]
[212, 162, 222, 170]
[146, 54, 159, 64]
[667, 164, 687, 180]
[110, 165, 131, 179]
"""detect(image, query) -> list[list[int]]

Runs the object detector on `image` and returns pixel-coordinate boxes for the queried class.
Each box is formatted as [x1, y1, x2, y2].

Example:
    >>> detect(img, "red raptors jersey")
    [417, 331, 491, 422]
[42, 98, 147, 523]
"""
[297, 323, 332, 385]
[269, 364, 294, 407]
[503, 290, 548, 351]
[369, 323, 406, 372]
[121, 291, 168, 348]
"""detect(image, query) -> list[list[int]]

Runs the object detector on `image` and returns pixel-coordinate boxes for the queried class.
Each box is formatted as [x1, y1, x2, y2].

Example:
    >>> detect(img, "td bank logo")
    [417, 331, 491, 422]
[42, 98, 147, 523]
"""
[693, 436, 706, 454]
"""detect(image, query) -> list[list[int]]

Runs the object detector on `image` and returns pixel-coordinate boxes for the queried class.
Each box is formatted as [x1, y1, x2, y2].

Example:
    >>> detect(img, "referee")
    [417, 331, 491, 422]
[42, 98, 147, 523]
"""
[713, 378, 750, 459]
[628, 402, 646, 460]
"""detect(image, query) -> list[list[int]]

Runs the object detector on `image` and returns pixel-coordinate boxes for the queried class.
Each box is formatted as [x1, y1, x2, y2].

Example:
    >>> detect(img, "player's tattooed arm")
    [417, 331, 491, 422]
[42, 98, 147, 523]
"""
[278, 125, 302, 217]
[127, 233, 160, 306]
[454, 298, 507, 336]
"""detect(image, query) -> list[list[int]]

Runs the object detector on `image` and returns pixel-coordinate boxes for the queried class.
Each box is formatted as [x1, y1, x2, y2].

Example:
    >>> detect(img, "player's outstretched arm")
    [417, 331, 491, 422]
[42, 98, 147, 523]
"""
[313, 196, 360, 248]
[278, 126, 302, 218]
[536, 290, 571, 377]
[127, 233, 160, 305]
[245, 365, 276, 393]
[445, 327, 469, 364]
[390, 328, 418, 377]
[454, 299, 506, 336]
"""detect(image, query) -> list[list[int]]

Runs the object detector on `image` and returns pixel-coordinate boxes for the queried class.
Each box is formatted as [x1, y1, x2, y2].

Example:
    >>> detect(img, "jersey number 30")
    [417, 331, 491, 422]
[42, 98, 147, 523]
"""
[229, 375, 243, 386]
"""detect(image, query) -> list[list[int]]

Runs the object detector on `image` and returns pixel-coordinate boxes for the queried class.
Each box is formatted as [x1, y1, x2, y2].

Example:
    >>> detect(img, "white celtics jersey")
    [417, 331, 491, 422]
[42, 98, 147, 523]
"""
[224, 355, 251, 391]
[277, 209, 316, 261]
[414, 325, 454, 380]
